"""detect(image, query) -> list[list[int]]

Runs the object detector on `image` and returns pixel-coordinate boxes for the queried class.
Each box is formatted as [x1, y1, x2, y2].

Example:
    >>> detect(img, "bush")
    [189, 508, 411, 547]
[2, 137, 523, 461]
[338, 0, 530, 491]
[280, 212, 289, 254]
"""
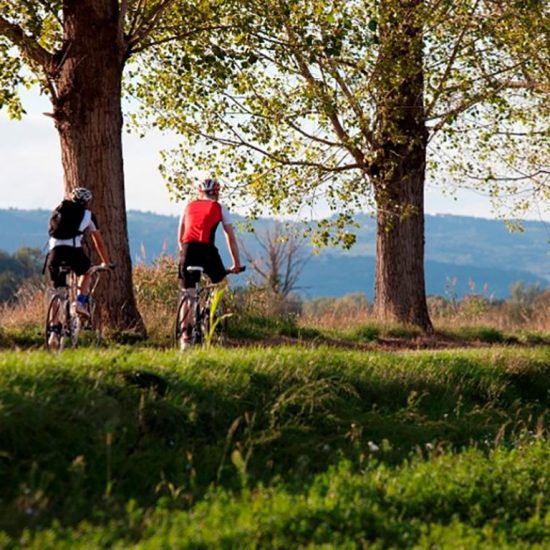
[133, 255, 179, 344]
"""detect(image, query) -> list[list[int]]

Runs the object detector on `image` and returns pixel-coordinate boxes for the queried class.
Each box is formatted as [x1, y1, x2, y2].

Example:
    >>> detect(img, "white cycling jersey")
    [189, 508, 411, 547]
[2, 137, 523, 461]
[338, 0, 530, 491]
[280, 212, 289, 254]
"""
[48, 209, 98, 249]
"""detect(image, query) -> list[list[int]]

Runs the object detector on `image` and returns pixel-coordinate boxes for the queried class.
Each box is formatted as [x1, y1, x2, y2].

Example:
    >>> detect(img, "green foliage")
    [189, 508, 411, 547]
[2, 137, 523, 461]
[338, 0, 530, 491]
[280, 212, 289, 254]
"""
[0, 246, 43, 302]
[128, 0, 550, 233]
[0, 346, 548, 546]
[203, 287, 232, 349]
[12, 443, 550, 548]
[0, 1, 62, 117]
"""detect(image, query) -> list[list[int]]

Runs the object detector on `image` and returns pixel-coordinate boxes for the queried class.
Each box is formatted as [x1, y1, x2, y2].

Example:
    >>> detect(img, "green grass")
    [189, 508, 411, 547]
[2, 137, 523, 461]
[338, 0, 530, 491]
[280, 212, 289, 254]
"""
[442, 325, 507, 343]
[14, 443, 549, 549]
[0, 326, 43, 349]
[0, 346, 548, 547]
[227, 314, 322, 341]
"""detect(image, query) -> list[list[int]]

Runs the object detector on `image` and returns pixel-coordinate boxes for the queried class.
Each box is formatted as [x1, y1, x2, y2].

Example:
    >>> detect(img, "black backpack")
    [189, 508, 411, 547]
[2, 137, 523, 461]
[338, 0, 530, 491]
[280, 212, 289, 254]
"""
[48, 200, 86, 240]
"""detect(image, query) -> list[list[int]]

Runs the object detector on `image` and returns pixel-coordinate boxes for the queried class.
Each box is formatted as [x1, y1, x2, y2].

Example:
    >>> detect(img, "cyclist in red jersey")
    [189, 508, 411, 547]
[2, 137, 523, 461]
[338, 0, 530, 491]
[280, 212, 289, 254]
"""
[177, 177, 242, 289]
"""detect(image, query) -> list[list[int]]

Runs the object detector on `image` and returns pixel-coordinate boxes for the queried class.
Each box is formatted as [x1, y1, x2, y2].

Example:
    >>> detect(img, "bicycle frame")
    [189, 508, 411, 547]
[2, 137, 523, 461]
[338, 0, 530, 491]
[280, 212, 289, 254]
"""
[174, 267, 215, 349]
[174, 265, 245, 350]
[44, 266, 76, 351]
[45, 264, 110, 351]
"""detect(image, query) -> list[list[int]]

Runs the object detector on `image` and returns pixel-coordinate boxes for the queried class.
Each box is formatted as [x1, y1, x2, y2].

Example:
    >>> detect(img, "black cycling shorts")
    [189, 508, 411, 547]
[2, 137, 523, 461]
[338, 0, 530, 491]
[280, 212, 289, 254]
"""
[47, 246, 91, 288]
[178, 242, 226, 288]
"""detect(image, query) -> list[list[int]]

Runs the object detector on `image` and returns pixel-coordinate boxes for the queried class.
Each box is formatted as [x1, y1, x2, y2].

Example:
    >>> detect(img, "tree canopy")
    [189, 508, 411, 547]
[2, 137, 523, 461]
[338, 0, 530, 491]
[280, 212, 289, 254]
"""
[130, 0, 548, 225]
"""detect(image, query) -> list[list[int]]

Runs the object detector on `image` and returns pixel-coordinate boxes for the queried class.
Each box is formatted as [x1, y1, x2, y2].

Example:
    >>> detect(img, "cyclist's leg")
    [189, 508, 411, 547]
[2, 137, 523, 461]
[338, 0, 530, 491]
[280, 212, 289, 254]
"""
[72, 248, 92, 316]
[178, 245, 202, 346]
[175, 291, 196, 349]
[46, 247, 71, 327]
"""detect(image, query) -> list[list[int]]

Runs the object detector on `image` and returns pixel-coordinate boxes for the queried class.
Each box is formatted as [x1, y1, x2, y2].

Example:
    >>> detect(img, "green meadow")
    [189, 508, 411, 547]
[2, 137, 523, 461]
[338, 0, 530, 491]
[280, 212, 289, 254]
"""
[0, 345, 548, 548]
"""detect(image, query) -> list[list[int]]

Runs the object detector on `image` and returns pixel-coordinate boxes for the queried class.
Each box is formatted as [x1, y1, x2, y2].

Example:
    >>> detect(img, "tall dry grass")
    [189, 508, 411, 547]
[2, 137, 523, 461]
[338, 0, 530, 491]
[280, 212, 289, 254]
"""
[299, 293, 373, 330]
[1, 260, 549, 341]
[132, 255, 180, 343]
[299, 290, 550, 334]
[0, 280, 45, 330]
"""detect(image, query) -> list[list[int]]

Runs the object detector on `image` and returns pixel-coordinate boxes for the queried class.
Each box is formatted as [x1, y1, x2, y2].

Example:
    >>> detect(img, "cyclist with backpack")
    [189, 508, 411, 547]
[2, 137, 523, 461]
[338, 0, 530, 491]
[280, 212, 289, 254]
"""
[177, 177, 242, 348]
[46, 187, 111, 318]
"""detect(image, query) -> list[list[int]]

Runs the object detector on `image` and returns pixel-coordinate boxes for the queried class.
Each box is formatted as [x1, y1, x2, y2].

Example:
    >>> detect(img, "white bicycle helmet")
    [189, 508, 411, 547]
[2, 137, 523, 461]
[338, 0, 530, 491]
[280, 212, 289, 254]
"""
[199, 178, 220, 195]
[71, 187, 93, 203]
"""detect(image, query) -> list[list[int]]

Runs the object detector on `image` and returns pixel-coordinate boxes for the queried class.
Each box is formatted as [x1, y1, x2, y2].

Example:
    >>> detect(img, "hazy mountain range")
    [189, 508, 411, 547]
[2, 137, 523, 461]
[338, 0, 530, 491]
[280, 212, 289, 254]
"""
[1, 208, 548, 300]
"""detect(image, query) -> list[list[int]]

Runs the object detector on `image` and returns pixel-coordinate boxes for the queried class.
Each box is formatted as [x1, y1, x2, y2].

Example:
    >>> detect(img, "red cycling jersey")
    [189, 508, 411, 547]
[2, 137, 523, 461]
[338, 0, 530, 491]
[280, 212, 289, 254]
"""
[180, 200, 223, 245]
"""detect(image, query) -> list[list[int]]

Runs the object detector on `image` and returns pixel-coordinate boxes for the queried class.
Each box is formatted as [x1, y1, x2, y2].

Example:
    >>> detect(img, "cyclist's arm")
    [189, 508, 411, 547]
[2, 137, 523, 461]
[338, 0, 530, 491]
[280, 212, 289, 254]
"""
[222, 223, 241, 272]
[177, 209, 186, 251]
[89, 229, 111, 265]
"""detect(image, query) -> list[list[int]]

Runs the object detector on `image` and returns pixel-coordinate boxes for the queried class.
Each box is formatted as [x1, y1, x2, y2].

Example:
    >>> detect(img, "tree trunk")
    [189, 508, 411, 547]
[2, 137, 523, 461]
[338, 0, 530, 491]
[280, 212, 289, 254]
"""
[52, 0, 145, 333]
[372, 0, 433, 332]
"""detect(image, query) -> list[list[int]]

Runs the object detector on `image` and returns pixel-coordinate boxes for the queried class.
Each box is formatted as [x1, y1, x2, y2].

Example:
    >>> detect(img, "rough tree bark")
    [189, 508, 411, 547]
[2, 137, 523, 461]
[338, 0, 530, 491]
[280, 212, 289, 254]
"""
[51, 0, 144, 332]
[372, 0, 433, 332]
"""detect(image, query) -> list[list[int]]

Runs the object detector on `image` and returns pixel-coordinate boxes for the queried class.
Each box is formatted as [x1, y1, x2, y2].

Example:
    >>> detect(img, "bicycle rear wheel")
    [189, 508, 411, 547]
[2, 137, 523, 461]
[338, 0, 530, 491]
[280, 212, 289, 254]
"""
[174, 294, 193, 349]
[45, 295, 63, 351]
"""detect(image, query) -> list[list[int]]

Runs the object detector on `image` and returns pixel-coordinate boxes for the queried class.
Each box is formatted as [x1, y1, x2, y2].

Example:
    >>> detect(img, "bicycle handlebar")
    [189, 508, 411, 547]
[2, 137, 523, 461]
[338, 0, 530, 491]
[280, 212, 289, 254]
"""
[225, 266, 246, 274]
[89, 263, 115, 275]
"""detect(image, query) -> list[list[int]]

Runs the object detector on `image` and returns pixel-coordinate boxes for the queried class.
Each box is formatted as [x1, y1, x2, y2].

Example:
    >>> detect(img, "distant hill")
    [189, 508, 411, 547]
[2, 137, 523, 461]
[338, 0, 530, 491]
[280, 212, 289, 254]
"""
[0, 208, 548, 299]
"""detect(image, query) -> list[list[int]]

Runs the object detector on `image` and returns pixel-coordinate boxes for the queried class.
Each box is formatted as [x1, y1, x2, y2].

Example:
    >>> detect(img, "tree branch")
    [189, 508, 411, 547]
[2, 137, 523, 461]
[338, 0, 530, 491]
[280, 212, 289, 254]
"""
[283, 21, 366, 170]
[425, 0, 481, 119]
[323, 56, 374, 146]
[495, 78, 550, 95]
[127, 0, 146, 39]
[211, 114, 360, 172]
[0, 15, 55, 72]
[129, 24, 234, 54]
[118, 0, 129, 51]
[127, 0, 178, 52]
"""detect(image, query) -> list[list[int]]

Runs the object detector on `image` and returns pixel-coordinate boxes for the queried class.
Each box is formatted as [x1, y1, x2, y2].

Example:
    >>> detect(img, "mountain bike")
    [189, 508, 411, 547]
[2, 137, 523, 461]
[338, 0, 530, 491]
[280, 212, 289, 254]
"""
[45, 263, 114, 351]
[174, 266, 245, 351]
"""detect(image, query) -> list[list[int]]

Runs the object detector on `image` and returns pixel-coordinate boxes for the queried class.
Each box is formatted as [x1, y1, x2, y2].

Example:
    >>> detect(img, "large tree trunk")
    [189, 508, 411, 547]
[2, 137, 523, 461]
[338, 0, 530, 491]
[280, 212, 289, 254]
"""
[372, 0, 433, 332]
[52, 0, 145, 333]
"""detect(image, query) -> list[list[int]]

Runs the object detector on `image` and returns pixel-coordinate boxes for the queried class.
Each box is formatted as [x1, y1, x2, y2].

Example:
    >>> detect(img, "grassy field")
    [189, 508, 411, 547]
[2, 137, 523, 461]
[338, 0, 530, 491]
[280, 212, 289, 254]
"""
[0, 344, 548, 548]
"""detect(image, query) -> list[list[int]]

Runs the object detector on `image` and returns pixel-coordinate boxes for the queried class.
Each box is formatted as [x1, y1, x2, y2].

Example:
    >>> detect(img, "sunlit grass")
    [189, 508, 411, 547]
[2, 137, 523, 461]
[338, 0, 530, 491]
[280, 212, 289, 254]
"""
[0, 346, 548, 546]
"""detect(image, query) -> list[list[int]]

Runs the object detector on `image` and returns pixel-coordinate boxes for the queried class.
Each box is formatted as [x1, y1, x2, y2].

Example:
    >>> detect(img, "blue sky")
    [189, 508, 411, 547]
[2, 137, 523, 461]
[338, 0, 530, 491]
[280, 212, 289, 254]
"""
[0, 87, 543, 221]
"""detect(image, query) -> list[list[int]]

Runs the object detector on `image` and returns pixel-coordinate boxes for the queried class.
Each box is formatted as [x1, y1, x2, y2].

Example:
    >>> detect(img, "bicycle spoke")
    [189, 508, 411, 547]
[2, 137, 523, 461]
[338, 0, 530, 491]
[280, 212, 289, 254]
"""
[45, 294, 63, 351]
[60, 300, 73, 351]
